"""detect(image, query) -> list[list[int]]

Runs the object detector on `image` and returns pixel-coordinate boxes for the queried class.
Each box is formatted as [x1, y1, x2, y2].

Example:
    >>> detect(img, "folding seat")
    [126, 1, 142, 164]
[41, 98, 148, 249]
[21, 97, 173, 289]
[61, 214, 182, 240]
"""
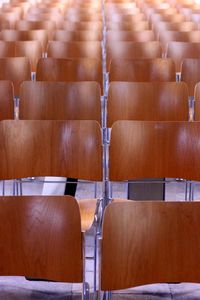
[100, 200, 200, 294]
[0, 29, 48, 52]
[150, 13, 186, 26]
[15, 20, 56, 32]
[0, 119, 102, 231]
[64, 13, 102, 22]
[47, 41, 102, 61]
[36, 57, 103, 92]
[59, 20, 103, 31]
[153, 21, 197, 37]
[25, 12, 64, 28]
[159, 30, 200, 53]
[0, 57, 31, 97]
[106, 13, 146, 23]
[107, 82, 188, 127]
[0, 40, 15, 57]
[15, 40, 43, 72]
[0, 194, 90, 299]
[106, 41, 162, 71]
[194, 82, 200, 120]
[106, 20, 150, 31]
[166, 41, 200, 72]
[27, 6, 63, 15]
[106, 30, 155, 42]
[0, 11, 22, 29]
[109, 58, 176, 82]
[52, 30, 102, 41]
[19, 81, 101, 123]
[0, 81, 14, 120]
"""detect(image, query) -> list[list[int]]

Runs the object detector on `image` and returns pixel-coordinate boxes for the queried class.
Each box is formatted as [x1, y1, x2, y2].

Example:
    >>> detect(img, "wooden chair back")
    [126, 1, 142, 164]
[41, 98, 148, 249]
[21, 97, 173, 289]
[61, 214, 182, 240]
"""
[106, 20, 150, 30]
[105, 12, 145, 22]
[167, 41, 200, 72]
[59, 21, 103, 31]
[109, 58, 176, 82]
[0, 81, 14, 120]
[0, 195, 83, 282]
[19, 81, 101, 123]
[0, 120, 102, 180]
[0, 29, 48, 51]
[106, 30, 155, 42]
[52, 30, 102, 41]
[15, 20, 56, 36]
[110, 121, 200, 181]
[194, 82, 200, 120]
[0, 57, 31, 97]
[107, 82, 188, 127]
[36, 58, 103, 91]
[64, 12, 102, 22]
[47, 41, 102, 61]
[154, 21, 197, 37]
[181, 58, 200, 96]
[101, 201, 200, 290]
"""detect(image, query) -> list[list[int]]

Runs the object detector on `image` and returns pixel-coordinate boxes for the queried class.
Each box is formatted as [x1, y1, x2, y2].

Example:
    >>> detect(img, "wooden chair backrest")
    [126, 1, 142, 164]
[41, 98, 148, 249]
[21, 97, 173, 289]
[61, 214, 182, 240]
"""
[0, 80, 14, 120]
[47, 41, 102, 61]
[167, 41, 200, 72]
[15, 20, 56, 31]
[105, 12, 145, 22]
[101, 201, 200, 290]
[107, 82, 188, 127]
[0, 120, 102, 180]
[0, 57, 31, 97]
[36, 58, 103, 91]
[59, 21, 103, 31]
[0, 29, 48, 51]
[106, 30, 155, 42]
[0, 120, 102, 181]
[194, 82, 200, 120]
[181, 58, 200, 96]
[107, 41, 162, 71]
[110, 121, 200, 181]
[154, 21, 197, 36]
[20, 81, 101, 123]
[64, 13, 102, 22]
[159, 30, 200, 53]
[106, 20, 150, 30]
[109, 58, 176, 82]
[0, 195, 83, 282]
[52, 30, 102, 41]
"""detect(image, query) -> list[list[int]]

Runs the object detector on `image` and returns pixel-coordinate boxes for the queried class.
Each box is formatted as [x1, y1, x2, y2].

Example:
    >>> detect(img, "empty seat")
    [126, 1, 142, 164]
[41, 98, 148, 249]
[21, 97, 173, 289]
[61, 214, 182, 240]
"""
[181, 58, 200, 96]
[52, 30, 102, 41]
[0, 194, 89, 299]
[166, 41, 200, 72]
[58, 21, 103, 31]
[20, 81, 101, 123]
[100, 201, 200, 291]
[47, 41, 102, 61]
[106, 20, 150, 31]
[0, 29, 48, 51]
[36, 58, 103, 91]
[106, 41, 162, 71]
[109, 58, 176, 82]
[106, 30, 155, 42]
[107, 82, 188, 127]
[0, 57, 31, 97]
[0, 81, 14, 120]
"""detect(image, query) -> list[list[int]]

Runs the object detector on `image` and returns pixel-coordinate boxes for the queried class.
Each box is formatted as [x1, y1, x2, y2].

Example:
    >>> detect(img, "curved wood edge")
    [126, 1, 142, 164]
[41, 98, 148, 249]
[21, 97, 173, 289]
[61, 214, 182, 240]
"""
[78, 198, 97, 232]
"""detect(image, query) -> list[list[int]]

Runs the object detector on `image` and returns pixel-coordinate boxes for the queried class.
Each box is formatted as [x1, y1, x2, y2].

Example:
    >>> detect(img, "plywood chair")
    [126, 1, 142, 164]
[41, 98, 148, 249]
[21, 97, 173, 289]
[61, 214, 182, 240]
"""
[19, 81, 101, 123]
[194, 82, 200, 120]
[100, 201, 200, 292]
[0, 120, 102, 231]
[166, 41, 200, 72]
[36, 57, 103, 92]
[150, 13, 186, 27]
[106, 20, 150, 31]
[181, 58, 200, 96]
[106, 41, 162, 71]
[154, 21, 197, 36]
[0, 29, 48, 51]
[0, 81, 14, 120]
[109, 58, 176, 82]
[109, 121, 200, 181]
[15, 40, 43, 72]
[47, 41, 102, 61]
[52, 30, 102, 41]
[25, 12, 64, 27]
[106, 30, 155, 42]
[107, 82, 188, 127]
[105, 12, 145, 22]
[15, 20, 56, 38]
[0, 40, 15, 56]
[0, 57, 31, 97]
[0, 194, 89, 299]
[64, 12, 102, 22]
[159, 30, 200, 52]
[59, 21, 103, 31]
